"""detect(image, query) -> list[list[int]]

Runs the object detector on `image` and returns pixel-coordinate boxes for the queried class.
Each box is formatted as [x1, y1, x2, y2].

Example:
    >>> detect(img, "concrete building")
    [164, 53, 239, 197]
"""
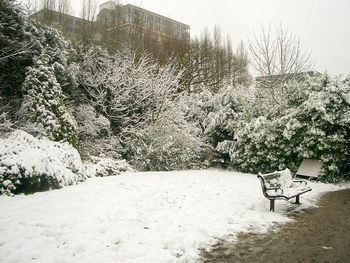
[255, 71, 321, 87]
[30, 8, 93, 36]
[31, 1, 190, 44]
[96, 1, 190, 41]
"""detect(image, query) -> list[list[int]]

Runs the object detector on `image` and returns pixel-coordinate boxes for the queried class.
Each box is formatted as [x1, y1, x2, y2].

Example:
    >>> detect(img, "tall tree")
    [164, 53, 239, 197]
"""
[21, 54, 78, 146]
[176, 26, 250, 92]
[57, 0, 70, 15]
[249, 24, 312, 101]
[80, 0, 98, 43]
[232, 41, 251, 87]
[0, 0, 37, 98]
[81, 0, 97, 22]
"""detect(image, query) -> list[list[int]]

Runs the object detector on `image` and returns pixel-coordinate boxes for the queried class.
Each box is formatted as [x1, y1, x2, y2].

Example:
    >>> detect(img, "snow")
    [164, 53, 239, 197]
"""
[0, 130, 86, 194]
[0, 169, 348, 263]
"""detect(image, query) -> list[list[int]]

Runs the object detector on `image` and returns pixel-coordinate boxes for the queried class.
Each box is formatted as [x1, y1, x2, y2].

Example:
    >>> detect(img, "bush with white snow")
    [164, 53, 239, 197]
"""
[85, 156, 134, 177]
[0, 130, 86, 195]
[21, 55, 78, 146]
[217, 74, 350, 182]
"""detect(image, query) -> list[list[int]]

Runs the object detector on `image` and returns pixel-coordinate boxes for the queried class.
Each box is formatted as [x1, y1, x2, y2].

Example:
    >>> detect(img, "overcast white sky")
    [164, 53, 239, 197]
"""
[28, 0, 350, 76]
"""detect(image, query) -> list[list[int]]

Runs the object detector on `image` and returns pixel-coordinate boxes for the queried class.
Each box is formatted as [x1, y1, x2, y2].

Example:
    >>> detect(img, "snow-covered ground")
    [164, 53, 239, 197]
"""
[0, 169, 348, 263]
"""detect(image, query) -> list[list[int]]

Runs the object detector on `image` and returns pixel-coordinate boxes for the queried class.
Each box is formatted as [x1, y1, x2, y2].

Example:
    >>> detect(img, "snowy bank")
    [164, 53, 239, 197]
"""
[0, 169, 348, 263]
[0, 130, 86, 195]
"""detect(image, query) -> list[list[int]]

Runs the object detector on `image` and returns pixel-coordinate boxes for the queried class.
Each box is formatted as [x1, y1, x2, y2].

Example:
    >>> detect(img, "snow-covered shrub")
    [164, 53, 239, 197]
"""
[220, 74, 350, 182]
[42, 27, 79, 96]
[79, 48, 206, 170]
[72, 104, 123, 159]
[78, 50, 182, 134]
[78, 136, 123, 161]
[21, 55, 78, 146]
[85, 156, 134, 177]
[205, 85, 250, 159]
[0, 112, 13, 133]
[181, 88, 215, 134]
[73, 104, 111, 140]
[181, 85, 253, 166]
[126, 118, 205, 171]
[0, 130, 86, 195]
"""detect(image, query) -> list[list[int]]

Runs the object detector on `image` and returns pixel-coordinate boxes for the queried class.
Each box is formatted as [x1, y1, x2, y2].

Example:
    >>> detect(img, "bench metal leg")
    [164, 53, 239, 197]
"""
[270, 199, 275, 212]
[295, 195, 300, 204]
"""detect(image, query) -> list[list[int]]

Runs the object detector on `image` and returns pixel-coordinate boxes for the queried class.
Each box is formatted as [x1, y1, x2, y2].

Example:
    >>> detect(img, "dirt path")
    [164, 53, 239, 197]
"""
[200, 189, 350, 263]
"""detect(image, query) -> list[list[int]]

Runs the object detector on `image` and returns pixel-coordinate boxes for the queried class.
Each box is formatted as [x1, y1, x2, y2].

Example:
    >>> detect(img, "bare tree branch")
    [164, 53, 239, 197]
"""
[249, 24, 313, 103]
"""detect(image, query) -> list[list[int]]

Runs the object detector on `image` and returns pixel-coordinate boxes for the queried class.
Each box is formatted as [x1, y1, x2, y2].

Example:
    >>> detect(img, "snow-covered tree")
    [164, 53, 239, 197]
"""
[0, 0, 38, 98]
[181, 85, 255, 166]
[39, 26, 79, 97]
[181, 88, 214, 133]
[249, 24, 312, 101]
[78, 47, 208, 170]
[79, 49, 182, 137]
[1, 0, 79, 100]
[218, 74, 350, 182]
[71, 103, 125, 159]
[125, 115, 205, 171]
[21, 55, 78, 146]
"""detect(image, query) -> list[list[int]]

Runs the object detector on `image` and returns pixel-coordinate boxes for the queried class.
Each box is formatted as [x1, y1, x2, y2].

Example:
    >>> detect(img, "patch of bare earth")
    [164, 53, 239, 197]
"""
[199, 189, 350, 263]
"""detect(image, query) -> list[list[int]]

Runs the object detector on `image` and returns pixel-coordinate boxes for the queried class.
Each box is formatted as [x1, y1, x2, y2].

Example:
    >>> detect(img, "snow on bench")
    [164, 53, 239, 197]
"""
[257, 169, 312, 212]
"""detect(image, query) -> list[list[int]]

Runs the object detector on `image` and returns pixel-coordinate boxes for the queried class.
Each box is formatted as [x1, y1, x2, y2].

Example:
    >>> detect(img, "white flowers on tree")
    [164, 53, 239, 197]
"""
[21, 55, 78, 146]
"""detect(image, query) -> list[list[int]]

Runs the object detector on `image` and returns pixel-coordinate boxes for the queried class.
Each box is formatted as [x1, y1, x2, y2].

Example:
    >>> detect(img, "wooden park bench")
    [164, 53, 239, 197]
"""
[257, 170, 312, 212]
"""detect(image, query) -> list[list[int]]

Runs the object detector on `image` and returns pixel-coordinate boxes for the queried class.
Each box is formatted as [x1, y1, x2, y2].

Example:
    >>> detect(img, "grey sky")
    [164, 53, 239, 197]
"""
[46, 0, 350, 76]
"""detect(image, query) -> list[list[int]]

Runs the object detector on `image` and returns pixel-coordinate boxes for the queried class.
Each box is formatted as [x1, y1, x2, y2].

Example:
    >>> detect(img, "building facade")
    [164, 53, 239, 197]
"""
[31, 1, 190, 43]
[30, 8, 93, 36]
[96, 1, 190, 42]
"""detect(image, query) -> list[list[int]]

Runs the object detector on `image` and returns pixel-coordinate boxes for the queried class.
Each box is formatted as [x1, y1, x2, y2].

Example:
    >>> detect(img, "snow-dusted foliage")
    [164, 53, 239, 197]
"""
[41, 27, 78, 96]
[126, 117, 205, 171]
[1, 0, 79, 99]
[205, 86, 249, 144]
[181, 88, 214, 134]
[85, 156, 134, 177]
[73, 104, 111, 140]
[21, 55, 78, 146]
[0, 0, 36, 98]
[72, 104, 122, 159]
[219, 74, 350, 182]
[0, 130, 86, 195]
[0, 112, 13, 133]
[78, 47, 206, 170]
[79, 49, 182, 132]
[181, 86, 254, 165]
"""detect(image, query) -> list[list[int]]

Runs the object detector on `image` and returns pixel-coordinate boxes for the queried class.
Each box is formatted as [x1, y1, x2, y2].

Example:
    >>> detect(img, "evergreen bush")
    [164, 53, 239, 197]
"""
[217, 74, 350, 182]
[0, 130, 86, 195]
[21, 55, 78, 146]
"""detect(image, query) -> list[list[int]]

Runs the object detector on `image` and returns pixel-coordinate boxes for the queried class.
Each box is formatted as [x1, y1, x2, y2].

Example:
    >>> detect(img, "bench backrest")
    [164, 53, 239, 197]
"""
[257, 173, 281, 198]
[258, 173, 281, 187]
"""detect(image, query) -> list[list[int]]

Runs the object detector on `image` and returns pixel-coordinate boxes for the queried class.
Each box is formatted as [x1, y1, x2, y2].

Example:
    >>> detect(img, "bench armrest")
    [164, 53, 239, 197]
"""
[292, 180, 307, 185]
[266, 187, 283, 195]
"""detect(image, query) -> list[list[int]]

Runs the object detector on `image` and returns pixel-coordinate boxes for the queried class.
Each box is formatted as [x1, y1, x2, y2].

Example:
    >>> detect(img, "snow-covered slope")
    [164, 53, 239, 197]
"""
[0, 169, 348, 263]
